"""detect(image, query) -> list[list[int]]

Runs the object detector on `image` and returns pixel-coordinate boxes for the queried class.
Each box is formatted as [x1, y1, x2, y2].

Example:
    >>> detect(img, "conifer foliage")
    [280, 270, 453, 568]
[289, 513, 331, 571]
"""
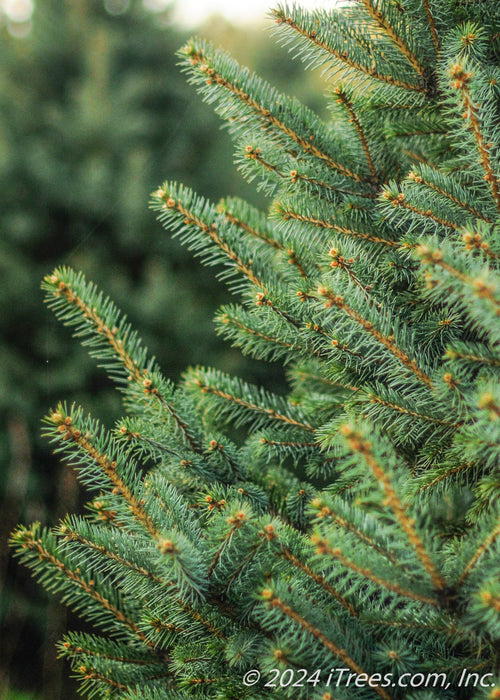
[11, 1, 500, 698]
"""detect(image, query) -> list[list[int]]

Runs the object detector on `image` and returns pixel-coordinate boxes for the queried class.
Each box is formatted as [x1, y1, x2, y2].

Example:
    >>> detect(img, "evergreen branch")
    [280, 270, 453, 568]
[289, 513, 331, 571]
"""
[367, 615, 487, 655]
[57, 520, 174, 590]
[416, 244, 500, 316]
[415, 462, 475, 492]
[402, 148, 434, 166]
[75, 669, 128, 692]
[255, 293, 300, 330]
[256, 294, 358, 368]
[44, 269, 203, 455]
[422, 0, 440, 56]
[339, 424, 446, 590]
[268, 524, 359, 616]
[317, 287, 434, 388]
[112, 535, 225, 639]
[271, 6, 423, 93]
[407, 170, 492, 222]
[118, 421, 244, 484]
[478, 391, 500, 418]
[196, 383, 316, 433]
[182, 42, 368, 183]
[367, 393, 462, 428]
[217, 539, 265, 594]
[388, 129, 446, 138]
[333, 87, 379, 182]
[327, 247, 377, 298]
[260, 588, 393, 700]
[381, 189, 462, 232]
[90, 499, 123, 527]
[48, 415, 222, 616]
[311, 498, 406, 568]
[243, 144, 285, 180]
[148, 618, 188, 637]
[291, 365, 360, 393]
[44, 270, 147, 384]
[472, 583, 500, 627]
[457, 517, 500, 587]
[260, 438, 318, 449]
[357, 0, 426, 79]
[204, 438, 244, 481]
[219, 200, 283, 251]
[311, 536, 439, 606]
[462, 230, 500, 262]
[207, 510, 256, 579]
[383, 187, 500, 264]
[244, 145, 375, 204]
[218, 196, 313, 283]
[11, 525, 150, 645]
[155, 188, 266, 292]
[370, 618, 448, 631]
[444, 348, 500, 367]
[118, 425, 182, 460]
[280, 545, 359, 617]
[222, 167, 310, 278]
[186, 368, 317, 433]
[48, 408, 159, 538]
[278, 204, 400, 247]
[449, 63, 500, 213]
[218, 301, 338, 367]
[218, 310, 300, 356]
[330, 336, 373, 361]
[183, 677, 224, 687]
[222, 195, 318, 283]
[290, 168, 378, 200]
[148, 401, 202, 457]
[299, 292, 383, 364]
[60, 635, 165, 667]
[180, 606, 227, 641]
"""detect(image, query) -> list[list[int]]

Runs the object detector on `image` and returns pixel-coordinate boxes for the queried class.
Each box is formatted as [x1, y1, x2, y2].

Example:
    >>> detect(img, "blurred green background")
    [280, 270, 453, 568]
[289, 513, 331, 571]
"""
[0, 1, 325, 697]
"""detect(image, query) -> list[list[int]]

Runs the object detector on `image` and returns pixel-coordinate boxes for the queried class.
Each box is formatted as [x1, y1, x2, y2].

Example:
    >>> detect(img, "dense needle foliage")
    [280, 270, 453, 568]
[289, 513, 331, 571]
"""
[11, 1, 500, 698]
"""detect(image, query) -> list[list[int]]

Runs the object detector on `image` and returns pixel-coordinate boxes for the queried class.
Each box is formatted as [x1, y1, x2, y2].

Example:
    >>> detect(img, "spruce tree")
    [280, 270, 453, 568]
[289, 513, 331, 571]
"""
[10, 1, 500, 698]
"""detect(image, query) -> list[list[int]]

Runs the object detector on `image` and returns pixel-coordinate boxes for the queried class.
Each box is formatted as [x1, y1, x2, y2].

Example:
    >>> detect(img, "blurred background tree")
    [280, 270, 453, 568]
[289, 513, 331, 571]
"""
[0, 0, 325, 697]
